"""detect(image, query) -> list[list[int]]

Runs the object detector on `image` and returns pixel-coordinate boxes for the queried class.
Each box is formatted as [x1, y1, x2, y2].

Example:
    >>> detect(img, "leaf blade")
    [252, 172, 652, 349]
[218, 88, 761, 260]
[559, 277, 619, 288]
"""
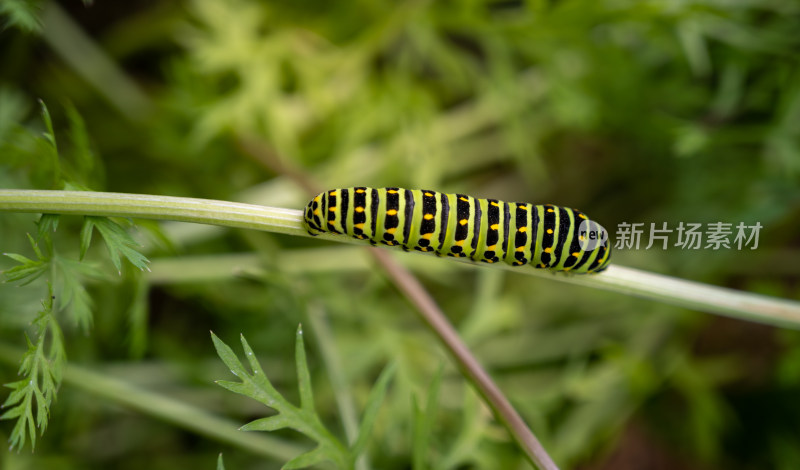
[351, 362, 396, 458]
[295, 324, 315, 414]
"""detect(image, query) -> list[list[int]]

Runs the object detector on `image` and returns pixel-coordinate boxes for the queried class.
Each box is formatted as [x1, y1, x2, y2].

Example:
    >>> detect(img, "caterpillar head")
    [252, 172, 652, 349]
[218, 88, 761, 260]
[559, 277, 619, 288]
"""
[577, 217, 611, 273]
[303, 192, 326, 236]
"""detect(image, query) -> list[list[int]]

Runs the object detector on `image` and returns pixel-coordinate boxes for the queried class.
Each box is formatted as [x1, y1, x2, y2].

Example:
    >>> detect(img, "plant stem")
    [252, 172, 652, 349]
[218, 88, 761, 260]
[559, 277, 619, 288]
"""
[41, 3, 153, 121]
[2, 189, 799, 329]
[0, 189, 306, 235]
[305, 303, 364, 456]
[563, 264, 800, 329]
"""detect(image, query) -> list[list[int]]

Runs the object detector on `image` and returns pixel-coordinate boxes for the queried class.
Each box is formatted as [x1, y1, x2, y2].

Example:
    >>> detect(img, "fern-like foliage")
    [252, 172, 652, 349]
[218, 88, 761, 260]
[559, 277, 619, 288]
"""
[3, 234, 49, 285]
[80, 216, 150, 273]
[4, 219, 99, 331]
[212, 327, 350, 468]
[0, 285, 66, 450]
[0, 101, 151, 450]
[211, 326, 395, 469]
[0, 0, 41, 32]
[0, 0, 92, 33]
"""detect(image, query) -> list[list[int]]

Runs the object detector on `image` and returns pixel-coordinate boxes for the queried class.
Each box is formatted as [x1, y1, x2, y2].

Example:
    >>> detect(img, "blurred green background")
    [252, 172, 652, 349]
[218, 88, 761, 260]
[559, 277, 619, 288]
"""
[1, 0, 800, 469]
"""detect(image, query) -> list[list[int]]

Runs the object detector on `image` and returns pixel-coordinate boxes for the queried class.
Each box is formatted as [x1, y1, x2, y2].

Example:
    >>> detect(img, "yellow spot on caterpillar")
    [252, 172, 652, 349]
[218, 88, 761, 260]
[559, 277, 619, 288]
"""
[516, 246, 525, 252]
[386, 209, 398, 216]
[355, 207, 365, 213]
[579, 235, 585, 241]
[572, 252, 580, 257]
[544, 247, 552, 253]
[329, 207, 337, 212]
[459, 219, 468, 226]
[386, 228, 396, 234]
[455, 240, 465, 246]
[539, 263, 547, 268]
[578, 213, 587, 219]
[354, 223, 365, 230]
[329, 191, 338, 196]
[547, 208, 555, 213]
[314, 209, 321, 216]
[491, 201, 499, 207]
[547, 229, 553, 234]
[421, 233, 433, 240]
[356, 189, 366, 193]
[490, 224, 499, 230]
[424, 192, 434, 197]
[388, 189, 398, 194]
[460, 196, 469, 202]
[487, 245, 496, 250]
[486, 259, 495, 263]
[518, 227, 527, 233]
[424, 214, 434, 220]
[328, 221, 336, 226]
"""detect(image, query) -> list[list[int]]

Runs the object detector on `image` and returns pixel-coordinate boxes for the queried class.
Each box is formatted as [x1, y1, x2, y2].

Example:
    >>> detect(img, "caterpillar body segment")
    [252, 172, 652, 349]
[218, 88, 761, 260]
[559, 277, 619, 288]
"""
[303, 187, 611, 274]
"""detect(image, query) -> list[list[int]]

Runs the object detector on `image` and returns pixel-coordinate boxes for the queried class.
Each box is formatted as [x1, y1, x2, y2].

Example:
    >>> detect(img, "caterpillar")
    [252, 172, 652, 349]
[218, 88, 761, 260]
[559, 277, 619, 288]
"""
[303, 187, 611, 274]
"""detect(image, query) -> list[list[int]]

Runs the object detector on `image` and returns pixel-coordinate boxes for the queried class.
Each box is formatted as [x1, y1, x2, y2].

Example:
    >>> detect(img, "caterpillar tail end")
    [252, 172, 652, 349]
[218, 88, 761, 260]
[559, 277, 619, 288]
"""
[303, 192, 327, 236]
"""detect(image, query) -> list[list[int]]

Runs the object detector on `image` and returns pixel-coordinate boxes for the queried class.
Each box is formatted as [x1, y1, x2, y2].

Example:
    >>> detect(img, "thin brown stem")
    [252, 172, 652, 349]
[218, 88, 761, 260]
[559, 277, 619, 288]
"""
[370, 248, 559, 470]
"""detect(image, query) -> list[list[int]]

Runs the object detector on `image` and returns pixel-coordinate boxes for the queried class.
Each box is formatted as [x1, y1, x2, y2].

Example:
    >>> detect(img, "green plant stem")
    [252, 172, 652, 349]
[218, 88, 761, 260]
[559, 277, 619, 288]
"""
[562, 265, 800, 329]
[40, 2, 154, 121]
[0, 189, 306, 236]
[2, 189, 799, 329]
[305, 302, 368, 470]
[0, 342, 305, 461]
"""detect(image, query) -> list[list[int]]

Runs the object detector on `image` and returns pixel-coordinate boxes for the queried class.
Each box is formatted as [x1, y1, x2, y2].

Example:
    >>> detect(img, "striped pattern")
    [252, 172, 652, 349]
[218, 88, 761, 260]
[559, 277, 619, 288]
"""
[304, 187, 611, 274]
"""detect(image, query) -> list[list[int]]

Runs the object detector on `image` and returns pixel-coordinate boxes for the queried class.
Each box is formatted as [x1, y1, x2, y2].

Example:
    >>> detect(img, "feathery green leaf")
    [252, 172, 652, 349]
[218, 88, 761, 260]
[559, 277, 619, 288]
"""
[283, 446, 330, 470]
[240, 415, 292, 432]
[3, 234, 49, 285]
[35, 214, 59, 241]
[295, 324, 315, 414]
[52, 256, 96, 331]
[0, 0, 41, 33]
[64, 102, 98, 186]
[0, 288, 66, 451]
[212, 329, 350, 469]
[80, 216, 150, 272]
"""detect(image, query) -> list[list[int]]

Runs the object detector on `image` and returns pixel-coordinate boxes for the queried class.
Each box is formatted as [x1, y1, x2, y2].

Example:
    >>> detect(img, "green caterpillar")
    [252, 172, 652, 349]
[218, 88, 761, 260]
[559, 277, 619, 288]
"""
[304, 187, 611, 274]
